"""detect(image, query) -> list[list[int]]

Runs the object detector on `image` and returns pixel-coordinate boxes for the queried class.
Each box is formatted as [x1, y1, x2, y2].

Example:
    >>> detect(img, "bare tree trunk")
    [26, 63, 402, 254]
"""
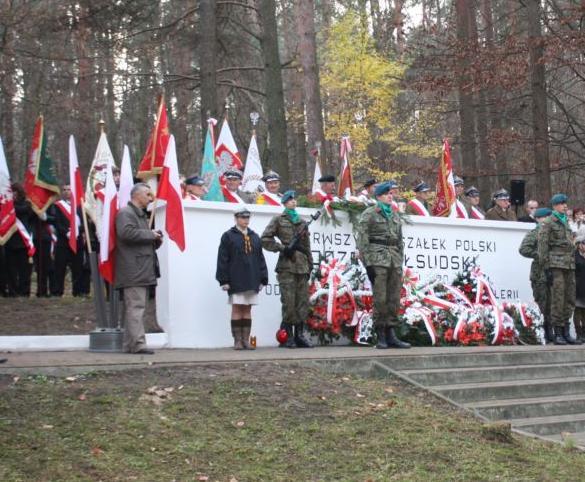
[526, 0, 551, 203]
[199, 0, 218, 135]
[296, 0, 327, 175]
[259, 0, 290, 186]
[455, 0, 478, 185]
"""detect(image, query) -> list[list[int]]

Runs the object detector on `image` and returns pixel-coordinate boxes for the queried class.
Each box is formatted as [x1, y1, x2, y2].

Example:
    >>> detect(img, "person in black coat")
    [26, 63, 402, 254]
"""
[574, 235, 585, 342]
[216, 207, 268, 350]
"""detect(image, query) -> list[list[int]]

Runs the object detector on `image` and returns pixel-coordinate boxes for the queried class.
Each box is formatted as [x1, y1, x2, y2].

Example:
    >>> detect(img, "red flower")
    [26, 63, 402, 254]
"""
[463, 284, 472, 293]
[444, 328, 454, 342]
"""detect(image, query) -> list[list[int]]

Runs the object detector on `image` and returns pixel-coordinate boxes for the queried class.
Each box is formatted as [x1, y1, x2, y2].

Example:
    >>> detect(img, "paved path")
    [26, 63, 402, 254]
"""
[1, 344, 583, 375]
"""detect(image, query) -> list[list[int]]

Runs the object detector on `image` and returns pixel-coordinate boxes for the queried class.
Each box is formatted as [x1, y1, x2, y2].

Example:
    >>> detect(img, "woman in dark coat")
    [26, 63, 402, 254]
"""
[216, 207, 268, 350]
[574, 235, 585, 341]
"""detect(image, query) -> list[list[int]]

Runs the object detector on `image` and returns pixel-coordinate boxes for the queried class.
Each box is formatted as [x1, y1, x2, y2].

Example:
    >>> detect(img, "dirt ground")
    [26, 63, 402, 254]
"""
[0, 293, 161, 335]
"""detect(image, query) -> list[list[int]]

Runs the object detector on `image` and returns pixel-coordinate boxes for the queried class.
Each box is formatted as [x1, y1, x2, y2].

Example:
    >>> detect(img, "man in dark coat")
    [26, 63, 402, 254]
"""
[114, 183, 163, 354]
[216, 207, 268, 349]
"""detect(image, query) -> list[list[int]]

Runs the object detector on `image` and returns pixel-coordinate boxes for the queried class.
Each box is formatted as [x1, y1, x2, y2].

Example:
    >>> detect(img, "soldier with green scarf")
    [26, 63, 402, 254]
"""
[538, 194, 581, 345]
[261, 190, 313, 348]
[355, 181, 410, 349]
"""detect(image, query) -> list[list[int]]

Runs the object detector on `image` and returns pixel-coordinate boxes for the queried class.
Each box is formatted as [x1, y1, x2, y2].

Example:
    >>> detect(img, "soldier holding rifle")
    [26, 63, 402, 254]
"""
[261, 190, 318, 348]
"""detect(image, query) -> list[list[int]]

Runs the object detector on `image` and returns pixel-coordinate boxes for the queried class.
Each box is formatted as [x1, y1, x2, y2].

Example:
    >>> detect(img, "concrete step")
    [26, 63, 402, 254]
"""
[509, 413, 585, 436]
[381, 348, 585, 371]
[465, 394, 585, 420]
[542, 431, 585, 447]
[430, 376, 585, 404]
[402, 362, 585, 386]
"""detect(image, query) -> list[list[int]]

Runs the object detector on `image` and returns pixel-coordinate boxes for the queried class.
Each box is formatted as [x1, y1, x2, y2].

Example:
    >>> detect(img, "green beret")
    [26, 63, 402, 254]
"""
[550, 193, 568, 205]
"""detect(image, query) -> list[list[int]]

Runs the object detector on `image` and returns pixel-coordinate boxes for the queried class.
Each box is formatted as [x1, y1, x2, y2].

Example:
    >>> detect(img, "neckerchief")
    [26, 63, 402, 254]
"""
[284, 208, 300, 224]
[377, 201, 393, 219]
[553, 211, 568, 226]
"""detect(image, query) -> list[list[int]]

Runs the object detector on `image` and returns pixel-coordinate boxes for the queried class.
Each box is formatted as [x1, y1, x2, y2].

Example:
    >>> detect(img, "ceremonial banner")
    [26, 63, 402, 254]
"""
[98, 152, 118, 284]
[68, 136, 84, 253]
[201, 118, 224, 202]
[118, 145, 133, 209]
[0, 136, 16, 244]
[242, 134, 264, 192]
[157, 135, 185, 251]
[337, 136, 353, 200]
[85, 131, 116, 238]
[432, 139, 456, 217]
[311, 158, 322, 195]
[23, 116, 60, 215]
[137, 95, 170, 179]
[215, 118, 243, 178]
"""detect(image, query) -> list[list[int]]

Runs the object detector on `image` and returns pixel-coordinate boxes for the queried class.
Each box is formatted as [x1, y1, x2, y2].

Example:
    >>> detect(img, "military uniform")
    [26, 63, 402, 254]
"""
[485, 205, 517, 221]
[405, 198, 431, 216]
[355, 205, 404, 332]
[519, 225, 551, 338]
[261, 209, 313, 346]
[538, 213, 577, 342]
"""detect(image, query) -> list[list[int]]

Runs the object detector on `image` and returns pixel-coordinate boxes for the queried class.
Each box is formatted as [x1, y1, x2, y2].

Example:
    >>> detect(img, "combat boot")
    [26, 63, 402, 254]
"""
[553, 326, 567, 345]
[376, 326, 390, 349]
[564, 323, 582, 345]
[241, 319, 255, 350]
[544, 323, 554, 344]
[387, 327, 411, 349]
[281, 325, 296, 349]
[232, 320, 244, 350]
[294, 323, 313, 348]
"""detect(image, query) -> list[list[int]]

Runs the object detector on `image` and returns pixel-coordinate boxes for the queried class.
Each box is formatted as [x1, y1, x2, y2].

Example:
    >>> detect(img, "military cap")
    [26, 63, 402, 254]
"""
[387, 180, 399, 190]
[374, 182, 394, 197]
[185, 175, 205, 186]
[493, 189, 510, 200]
[234, 206, 251, 217]
[224, 169, 243, 180]
[550, 193, 568, 205]
[465, 186, 480, 197]
[363, 178, 377, 188]
[453, 175, 464, 186]
[262, 171, 280, 183]
[318, 175, 335, 183]
[413, 181, 430, 193]
[282, 190, 296, 203]
[534, 207, 552, 218]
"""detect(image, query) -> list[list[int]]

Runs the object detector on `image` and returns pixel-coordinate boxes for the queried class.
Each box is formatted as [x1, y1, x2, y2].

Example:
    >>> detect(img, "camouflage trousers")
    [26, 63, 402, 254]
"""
[367, 265, 402, 328]
[531, 280, 551, 329]
[550, 268, 576, 328]
[277, 272, 309, 327]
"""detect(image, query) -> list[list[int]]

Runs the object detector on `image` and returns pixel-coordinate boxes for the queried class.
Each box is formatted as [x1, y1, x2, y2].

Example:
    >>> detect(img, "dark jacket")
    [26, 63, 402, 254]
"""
[576, 251, 585, 303]
[216, 226, 268, 295]
[5, 199, 35, 250]
[114, 203, 160, 289]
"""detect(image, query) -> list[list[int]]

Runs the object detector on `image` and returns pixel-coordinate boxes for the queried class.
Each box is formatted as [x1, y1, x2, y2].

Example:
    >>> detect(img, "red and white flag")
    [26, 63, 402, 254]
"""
[432, 139, 456, 217]
[311, 159, 322, 195]
[137, 95, 170, 180]
[0, 136, 17, 245]
[68, 136, 84, 253]
[157, 135, 185, 251]
[215, 118, 243, 180]
[98, 151, 118, 284]
[338, 136, 354, 200]
[118, 145, 133, 209]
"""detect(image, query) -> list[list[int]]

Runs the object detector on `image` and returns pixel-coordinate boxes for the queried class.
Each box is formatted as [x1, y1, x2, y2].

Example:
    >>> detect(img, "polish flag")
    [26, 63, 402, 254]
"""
[157, 135, 185, 251]
[215, 118, 243, 181]
[337, 136, 353, 199]
[98, 151, 118, 284]
[118, 145, 134, 209]
[68, 136, 85, 253]
[0, 136, 17, 245]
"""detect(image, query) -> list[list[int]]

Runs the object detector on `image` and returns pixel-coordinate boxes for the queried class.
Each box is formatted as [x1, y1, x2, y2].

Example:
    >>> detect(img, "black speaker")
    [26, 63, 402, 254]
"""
[510, 179, 526, 206]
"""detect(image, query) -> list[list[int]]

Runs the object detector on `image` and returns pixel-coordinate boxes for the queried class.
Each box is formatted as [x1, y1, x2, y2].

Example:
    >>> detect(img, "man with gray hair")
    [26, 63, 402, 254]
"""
[115, 182, 163, 354]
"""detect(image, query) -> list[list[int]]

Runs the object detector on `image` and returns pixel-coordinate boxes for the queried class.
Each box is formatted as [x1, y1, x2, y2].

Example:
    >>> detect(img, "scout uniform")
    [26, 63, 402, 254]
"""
[355, 182, 410, 349]
[261, 190, 313, 348]
[538, 194, 581, 344]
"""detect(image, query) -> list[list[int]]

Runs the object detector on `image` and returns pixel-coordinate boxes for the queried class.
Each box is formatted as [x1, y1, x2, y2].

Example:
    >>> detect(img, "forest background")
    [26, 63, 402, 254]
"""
[1, 0, 583, 206]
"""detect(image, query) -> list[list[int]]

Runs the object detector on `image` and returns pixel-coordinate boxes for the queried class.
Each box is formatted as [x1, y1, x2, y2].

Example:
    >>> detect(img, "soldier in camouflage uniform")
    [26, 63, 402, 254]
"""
[355, 182, 410, 349]
[538, 194, 581, 345]
[519, 208, 553, 342]
[261, 190, 313, 348]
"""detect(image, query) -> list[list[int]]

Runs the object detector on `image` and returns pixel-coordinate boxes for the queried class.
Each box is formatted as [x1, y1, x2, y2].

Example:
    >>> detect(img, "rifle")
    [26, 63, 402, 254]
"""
[284, 210, 322, 258]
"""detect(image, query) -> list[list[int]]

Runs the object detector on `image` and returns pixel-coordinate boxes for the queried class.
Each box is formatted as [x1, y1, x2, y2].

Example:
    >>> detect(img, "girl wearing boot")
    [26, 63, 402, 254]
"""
[216, 207, 268, 350]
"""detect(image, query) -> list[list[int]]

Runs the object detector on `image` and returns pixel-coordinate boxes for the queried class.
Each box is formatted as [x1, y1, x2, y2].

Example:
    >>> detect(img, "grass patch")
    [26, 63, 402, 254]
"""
[0, 363, 583, 481]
